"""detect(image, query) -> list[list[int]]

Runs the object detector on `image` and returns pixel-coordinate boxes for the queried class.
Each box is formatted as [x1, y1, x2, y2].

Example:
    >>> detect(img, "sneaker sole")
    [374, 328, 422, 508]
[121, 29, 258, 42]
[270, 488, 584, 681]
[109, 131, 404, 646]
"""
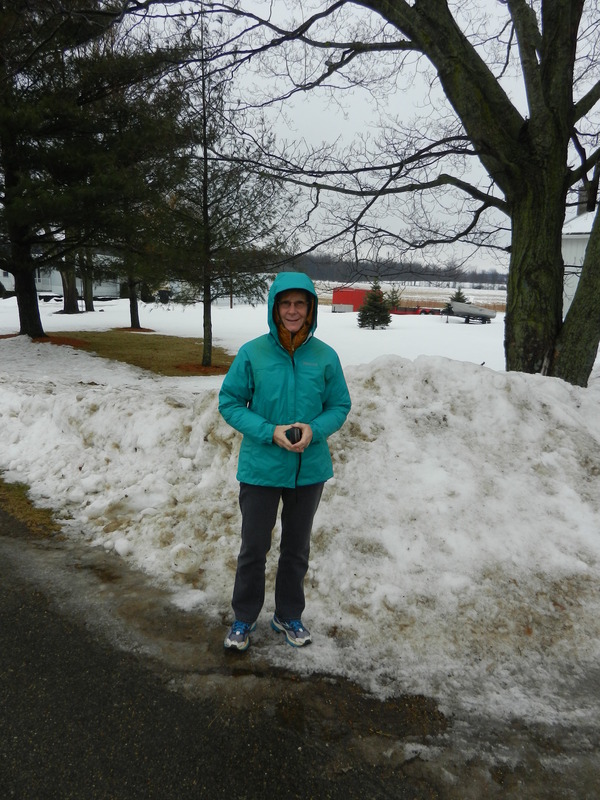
[224, 622, 257, 652]
[224, 639, 250, 652]
[270, 618, 311, 647]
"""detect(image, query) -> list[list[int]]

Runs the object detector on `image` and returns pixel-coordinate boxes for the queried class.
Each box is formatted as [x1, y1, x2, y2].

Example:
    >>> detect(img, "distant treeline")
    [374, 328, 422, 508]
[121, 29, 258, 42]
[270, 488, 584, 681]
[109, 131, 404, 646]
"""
[284, 253, 507, 288]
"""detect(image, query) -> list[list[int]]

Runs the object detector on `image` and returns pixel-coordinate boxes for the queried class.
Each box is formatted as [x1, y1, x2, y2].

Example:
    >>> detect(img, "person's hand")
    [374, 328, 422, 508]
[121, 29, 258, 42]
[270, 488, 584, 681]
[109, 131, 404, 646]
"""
[273, 423, 313, 452]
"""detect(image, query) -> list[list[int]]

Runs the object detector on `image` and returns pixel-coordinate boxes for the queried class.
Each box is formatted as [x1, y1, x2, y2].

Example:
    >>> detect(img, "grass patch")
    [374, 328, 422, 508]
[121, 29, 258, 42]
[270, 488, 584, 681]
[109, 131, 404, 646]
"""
[0, 477, 62, 538]
[37, 329, 233, 376]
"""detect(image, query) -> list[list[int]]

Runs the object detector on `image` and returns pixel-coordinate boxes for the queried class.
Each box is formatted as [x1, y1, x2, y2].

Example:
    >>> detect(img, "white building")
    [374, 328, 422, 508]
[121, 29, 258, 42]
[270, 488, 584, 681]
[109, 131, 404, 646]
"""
[561, 210, 595, 315]
[0, 267, 120, 301]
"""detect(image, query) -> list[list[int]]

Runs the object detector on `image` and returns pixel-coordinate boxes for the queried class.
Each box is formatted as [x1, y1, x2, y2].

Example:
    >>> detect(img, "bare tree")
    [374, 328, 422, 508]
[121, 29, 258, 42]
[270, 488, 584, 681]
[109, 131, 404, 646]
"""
[168, 0, 600, 385]
[164, 16, 298, 365]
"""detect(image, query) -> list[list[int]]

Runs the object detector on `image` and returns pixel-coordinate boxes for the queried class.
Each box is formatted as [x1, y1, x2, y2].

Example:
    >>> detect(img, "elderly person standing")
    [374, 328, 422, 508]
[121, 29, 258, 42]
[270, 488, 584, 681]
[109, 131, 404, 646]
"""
[219, 272, 351, 651]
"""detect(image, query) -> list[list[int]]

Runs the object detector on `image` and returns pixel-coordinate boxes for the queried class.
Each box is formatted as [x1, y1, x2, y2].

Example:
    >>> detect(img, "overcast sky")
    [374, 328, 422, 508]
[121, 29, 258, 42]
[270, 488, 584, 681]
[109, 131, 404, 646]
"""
[220, 0, 520, 272]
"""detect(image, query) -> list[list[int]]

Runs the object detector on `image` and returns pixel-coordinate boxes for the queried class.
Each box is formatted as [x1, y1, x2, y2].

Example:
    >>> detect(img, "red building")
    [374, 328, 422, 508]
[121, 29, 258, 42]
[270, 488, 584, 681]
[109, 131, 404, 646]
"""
[331, 287, 439, 315]
[331, 288, 368, 312]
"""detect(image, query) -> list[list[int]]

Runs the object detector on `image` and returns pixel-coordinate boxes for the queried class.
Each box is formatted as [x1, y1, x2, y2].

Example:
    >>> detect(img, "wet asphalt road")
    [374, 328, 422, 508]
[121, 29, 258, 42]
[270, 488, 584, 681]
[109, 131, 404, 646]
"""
[0, 508, 443, 800]
[1, 505, 600, 799]
[0, 568, 407, 800]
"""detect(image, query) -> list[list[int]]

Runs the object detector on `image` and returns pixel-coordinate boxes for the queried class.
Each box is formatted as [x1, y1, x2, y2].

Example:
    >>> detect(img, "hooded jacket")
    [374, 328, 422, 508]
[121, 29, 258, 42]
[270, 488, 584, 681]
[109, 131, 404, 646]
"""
[218, 272, 351, 487]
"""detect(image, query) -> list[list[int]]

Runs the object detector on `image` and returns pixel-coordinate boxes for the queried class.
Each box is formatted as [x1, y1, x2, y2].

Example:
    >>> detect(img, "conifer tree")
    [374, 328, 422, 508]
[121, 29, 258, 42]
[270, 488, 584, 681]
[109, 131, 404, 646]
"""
[450, 287, 468, 304]
[385, 285, 403, 312]
[357, 281, 392, 330]
[443, 286, 469, 316]
[0, 1, 192, 336]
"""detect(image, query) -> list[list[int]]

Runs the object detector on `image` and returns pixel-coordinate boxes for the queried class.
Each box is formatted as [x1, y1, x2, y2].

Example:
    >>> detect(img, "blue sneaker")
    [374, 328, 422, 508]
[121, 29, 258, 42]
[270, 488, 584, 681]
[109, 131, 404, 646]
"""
[224, 620, 257, 651]
[271, 614, 312, 647]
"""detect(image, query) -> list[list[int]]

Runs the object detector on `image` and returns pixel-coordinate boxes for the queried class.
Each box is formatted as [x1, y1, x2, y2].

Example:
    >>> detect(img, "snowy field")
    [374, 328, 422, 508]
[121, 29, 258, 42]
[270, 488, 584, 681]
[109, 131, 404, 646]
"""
[1, 293, 600, 728]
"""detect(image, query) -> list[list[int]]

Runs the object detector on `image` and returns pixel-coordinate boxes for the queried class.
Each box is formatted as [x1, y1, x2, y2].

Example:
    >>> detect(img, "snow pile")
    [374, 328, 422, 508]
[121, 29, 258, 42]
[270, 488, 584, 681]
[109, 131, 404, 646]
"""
[1, 297, 600, 725]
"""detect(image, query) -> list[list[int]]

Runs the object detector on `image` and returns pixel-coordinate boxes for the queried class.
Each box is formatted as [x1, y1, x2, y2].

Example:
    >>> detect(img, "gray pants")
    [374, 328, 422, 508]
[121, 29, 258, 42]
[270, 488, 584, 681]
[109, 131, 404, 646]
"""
[232, 482, 324, 623]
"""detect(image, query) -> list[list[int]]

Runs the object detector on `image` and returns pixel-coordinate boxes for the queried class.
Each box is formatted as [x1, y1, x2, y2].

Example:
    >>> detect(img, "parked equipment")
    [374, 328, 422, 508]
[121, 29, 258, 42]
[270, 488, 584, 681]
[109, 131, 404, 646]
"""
[441, 301, 496, 324]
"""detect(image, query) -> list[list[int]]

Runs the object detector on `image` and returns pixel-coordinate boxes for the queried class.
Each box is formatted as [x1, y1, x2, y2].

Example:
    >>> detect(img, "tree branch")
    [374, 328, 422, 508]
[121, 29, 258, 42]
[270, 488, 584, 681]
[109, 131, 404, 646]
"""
[574, 78, 600, 123]
[505, 0, 543, 116]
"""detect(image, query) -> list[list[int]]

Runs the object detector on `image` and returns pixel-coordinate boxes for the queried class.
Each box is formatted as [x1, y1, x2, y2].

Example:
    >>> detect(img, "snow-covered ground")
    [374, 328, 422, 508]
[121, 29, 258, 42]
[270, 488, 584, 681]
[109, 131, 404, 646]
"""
[1, 294, 600, 727]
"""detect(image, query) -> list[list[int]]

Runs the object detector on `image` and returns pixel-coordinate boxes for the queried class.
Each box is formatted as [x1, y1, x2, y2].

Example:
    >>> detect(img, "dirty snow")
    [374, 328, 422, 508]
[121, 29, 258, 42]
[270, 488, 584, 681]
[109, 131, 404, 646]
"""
[1, 293, 600, 726]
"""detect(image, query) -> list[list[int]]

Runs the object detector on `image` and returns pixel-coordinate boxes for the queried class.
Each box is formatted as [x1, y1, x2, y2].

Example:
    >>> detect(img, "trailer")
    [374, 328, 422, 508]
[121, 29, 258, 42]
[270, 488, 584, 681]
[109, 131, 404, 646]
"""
[390, 306, 440, 316]
[442, 300, 496, 324]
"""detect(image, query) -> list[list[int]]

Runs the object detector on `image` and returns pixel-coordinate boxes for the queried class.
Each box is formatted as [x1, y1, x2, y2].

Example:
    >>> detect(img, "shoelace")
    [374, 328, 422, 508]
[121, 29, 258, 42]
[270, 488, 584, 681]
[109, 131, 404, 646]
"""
[232, 621, 251, 634]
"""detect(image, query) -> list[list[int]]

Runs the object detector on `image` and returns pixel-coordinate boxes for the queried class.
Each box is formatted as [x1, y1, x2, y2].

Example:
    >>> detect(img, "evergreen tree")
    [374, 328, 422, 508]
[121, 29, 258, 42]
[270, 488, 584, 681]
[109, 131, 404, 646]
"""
[443, 286, 469, 315]
[357, 281, 392, 330]
[385, 285, 403, 311]
[0, 1, 120, 336]
[0, 1, 192, 336]
[450, 287, 468, 304]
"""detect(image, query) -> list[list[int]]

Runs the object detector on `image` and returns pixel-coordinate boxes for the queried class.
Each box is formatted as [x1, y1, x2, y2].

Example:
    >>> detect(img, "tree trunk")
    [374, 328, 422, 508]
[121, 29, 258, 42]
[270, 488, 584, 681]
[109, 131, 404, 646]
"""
[360, 0, 587, 383]
[60, 266, 80, 314]
[128, 276, 141, 329]
[14, 267, 45, 338]
[504, 185, 566, 375]
[202, 265, 212, 366]
[82, 273, 94, 312]
[552, 206, 600, 386]
[3, 143, 45, 337]
[200, 35, 213, 369]
[80, 250, 95, 312]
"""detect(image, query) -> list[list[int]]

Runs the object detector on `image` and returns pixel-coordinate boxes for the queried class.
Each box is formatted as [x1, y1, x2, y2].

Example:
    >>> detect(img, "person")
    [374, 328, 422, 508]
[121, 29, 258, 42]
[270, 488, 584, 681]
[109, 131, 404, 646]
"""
[218, 272, 351, 651]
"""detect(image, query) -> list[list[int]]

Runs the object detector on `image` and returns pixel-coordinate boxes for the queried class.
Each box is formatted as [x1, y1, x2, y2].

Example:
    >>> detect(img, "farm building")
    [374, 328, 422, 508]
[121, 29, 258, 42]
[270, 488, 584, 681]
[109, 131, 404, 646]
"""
[0, 268, 121, 301]
[331, 287, 439, 315]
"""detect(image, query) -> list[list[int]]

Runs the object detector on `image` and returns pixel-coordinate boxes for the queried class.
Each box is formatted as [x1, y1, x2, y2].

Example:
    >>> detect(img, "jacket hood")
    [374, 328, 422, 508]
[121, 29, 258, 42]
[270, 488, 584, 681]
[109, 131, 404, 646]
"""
[267, 272, 318, 339]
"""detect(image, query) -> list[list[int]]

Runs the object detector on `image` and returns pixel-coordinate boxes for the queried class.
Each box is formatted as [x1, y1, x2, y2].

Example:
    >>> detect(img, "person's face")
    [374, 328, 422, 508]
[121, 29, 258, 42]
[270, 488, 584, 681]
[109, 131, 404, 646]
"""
[277, 290, 309, 334]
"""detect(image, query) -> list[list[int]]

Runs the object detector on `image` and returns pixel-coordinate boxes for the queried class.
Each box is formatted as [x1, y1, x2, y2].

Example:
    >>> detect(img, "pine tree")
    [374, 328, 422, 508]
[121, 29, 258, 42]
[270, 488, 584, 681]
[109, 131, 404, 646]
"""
[450, 287, 468, 303]
[385, 285, 403, 312]
[0, 2, 193, 336]
[357, 281, 392, 329]
[444, 286, 468, 315]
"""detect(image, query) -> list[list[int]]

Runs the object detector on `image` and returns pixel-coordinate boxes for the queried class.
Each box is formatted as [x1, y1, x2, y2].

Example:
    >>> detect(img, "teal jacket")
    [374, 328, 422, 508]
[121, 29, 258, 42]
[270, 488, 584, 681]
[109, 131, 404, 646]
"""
[218, 272, 351, 487]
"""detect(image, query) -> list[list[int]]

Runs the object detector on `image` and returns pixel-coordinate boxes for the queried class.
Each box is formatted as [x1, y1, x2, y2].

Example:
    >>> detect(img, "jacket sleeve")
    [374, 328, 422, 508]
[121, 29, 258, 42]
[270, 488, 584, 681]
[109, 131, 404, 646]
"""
[309, 357, 351, 442]
[218, 349, 276, 444]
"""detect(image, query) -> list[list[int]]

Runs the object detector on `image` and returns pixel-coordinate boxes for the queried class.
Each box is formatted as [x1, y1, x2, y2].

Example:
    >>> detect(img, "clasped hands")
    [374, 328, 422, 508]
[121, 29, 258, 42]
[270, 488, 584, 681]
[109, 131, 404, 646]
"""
[273, 422, 313, 452]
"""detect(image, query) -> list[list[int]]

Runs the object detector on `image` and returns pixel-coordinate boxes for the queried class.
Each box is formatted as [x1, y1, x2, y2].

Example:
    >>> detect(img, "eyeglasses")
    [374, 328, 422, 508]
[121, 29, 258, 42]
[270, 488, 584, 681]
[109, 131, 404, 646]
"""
[278, 300, 308, 311]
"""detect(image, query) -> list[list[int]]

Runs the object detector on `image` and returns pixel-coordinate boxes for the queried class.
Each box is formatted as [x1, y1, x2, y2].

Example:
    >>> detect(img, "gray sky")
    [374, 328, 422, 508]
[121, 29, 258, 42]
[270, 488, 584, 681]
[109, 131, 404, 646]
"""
[223, 0, 517, 272]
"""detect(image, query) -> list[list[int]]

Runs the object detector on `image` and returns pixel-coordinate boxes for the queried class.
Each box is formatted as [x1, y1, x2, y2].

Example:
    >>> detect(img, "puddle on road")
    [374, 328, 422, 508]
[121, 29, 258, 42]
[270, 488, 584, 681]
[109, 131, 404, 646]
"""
[1, 523, 599, 799]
